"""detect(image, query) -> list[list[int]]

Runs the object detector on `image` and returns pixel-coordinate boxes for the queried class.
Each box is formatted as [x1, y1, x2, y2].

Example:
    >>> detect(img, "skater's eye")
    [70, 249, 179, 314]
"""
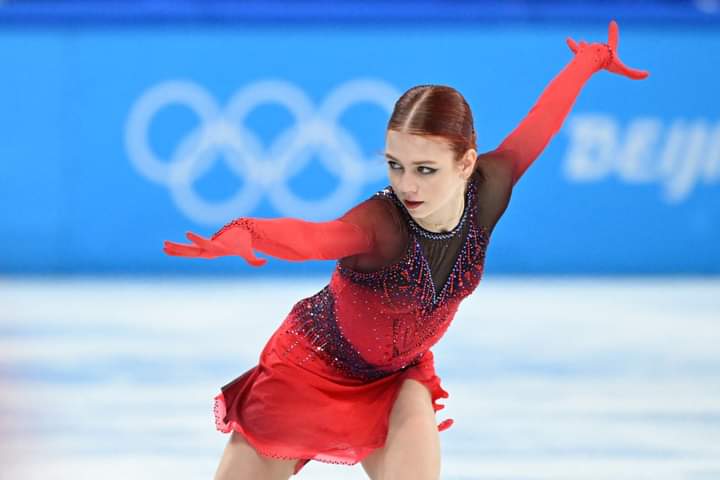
[418, 167, 437, 175]
[388, 161, 437, 175]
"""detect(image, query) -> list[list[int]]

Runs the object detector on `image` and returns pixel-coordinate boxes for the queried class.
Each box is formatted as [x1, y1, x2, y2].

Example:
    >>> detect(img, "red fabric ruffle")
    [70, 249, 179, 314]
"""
[212, 326, 453, 475]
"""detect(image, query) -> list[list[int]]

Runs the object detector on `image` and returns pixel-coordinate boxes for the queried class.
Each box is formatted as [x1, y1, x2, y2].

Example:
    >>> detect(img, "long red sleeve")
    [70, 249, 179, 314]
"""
[205, 193, 406, 266]
[210, 217, 374, 261]
[494, 51, 604, 185]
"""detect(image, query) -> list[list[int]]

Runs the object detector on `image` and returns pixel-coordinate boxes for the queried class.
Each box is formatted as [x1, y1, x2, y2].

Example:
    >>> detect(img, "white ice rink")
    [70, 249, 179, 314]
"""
[1, 276, 719, 480]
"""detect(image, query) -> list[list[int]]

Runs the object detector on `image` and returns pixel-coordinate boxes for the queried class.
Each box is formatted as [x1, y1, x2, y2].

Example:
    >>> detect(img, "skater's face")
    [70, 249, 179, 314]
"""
[385, 130, 476, 228]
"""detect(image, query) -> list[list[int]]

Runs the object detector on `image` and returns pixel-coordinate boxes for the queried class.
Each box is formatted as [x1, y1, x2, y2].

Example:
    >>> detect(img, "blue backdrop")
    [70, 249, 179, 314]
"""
[1, 23, 718, 275]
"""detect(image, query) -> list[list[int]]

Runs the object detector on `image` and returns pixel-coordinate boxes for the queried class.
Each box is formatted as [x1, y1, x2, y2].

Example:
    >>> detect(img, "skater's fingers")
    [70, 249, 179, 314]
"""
[246, 256, 267, 267]
[164, 242, 205, 257]
[608, 19, 619, 51]
[566, 37, 579, 54]
[610, 56, 650, 80]
[164, 240, 195, 249]
[186, 231, 215, 249]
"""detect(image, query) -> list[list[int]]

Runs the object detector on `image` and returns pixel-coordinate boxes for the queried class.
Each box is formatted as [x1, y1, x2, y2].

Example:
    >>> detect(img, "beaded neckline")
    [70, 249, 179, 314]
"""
[340, 178, 487, 308]
[387, 180, 475, 241]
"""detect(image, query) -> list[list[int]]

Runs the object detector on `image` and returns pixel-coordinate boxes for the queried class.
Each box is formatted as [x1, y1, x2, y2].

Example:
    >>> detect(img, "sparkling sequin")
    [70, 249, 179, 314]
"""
[282, 286, 422, 381]
[282, 179, 490, 380]
[210, 217, 250, 240]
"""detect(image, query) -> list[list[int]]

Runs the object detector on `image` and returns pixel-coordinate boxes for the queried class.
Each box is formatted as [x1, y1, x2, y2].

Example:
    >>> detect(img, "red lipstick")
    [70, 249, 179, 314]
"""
[403, 200, 423, 210]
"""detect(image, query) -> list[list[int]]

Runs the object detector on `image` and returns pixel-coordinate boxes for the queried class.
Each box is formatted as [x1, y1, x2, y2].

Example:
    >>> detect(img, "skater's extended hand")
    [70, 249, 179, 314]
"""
[163, 229, 267, 267]
[566, 20, 649, 79]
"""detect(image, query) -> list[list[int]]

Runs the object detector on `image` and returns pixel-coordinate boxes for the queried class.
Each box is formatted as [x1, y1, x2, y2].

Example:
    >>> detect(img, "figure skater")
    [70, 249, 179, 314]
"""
[164, 20, 648, 480]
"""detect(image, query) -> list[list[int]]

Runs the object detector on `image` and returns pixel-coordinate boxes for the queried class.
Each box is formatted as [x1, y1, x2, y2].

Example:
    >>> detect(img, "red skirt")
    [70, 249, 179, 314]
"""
[212, 316, 454, 475]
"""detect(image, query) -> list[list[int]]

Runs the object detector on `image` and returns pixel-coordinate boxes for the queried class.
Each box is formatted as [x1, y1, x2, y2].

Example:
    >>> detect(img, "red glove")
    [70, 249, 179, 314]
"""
[566, 20, 650, 79]
[163, 217, 374, 267]
[490, 19, 649, 185]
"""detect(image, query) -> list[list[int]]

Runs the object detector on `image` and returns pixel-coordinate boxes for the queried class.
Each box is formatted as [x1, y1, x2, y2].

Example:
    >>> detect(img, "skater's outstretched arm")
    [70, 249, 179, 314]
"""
[486, 19, 648, 186]
[163, 218, 372, 266]
[163, 196, 400, 267]
[470, 20, 648, 233]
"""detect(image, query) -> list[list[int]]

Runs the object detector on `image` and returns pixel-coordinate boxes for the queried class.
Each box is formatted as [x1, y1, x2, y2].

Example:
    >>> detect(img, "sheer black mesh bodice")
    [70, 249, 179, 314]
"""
[338, 152, 514, 291]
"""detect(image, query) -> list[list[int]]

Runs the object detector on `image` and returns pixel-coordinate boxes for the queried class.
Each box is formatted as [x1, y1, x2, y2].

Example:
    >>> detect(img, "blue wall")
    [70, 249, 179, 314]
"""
[1, 23, 718, 275]
[1, 1, 718, 25]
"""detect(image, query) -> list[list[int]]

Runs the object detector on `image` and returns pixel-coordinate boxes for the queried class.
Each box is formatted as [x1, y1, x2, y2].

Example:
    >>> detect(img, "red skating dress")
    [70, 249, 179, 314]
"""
[213, 172, 494, 474]
[204, 40, 639, 475]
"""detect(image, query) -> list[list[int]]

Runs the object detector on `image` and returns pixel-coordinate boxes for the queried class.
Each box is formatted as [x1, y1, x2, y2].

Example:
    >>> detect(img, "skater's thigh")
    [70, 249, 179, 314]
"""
[214, 430, 297, 480]
[361, 378, 440, 480]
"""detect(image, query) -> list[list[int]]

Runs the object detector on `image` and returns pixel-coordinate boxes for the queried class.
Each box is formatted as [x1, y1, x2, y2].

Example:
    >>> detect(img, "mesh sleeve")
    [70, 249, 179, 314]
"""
[337, 194, 409, 272]
[472, 51, 603, 232]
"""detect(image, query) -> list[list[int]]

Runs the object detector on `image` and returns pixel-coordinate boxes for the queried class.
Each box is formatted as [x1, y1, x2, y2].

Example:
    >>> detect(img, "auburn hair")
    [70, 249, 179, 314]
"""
[387, 84, 477, 165]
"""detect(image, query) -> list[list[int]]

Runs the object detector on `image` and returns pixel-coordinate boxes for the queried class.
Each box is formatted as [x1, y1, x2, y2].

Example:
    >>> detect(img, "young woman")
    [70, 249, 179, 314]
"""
[164, 20, 648, 480]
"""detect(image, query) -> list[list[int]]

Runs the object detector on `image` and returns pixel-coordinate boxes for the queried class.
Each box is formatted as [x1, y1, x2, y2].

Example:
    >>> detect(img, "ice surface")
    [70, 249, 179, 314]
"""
[1, 275, 719, 480]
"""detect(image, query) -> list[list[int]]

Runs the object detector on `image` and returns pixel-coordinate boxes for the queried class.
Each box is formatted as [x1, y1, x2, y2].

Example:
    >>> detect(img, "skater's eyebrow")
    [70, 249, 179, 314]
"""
[384, 153, 437, 165]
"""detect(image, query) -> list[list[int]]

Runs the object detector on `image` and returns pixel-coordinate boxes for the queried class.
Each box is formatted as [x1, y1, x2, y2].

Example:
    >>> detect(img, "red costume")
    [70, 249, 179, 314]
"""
[164, 21, 647, 475]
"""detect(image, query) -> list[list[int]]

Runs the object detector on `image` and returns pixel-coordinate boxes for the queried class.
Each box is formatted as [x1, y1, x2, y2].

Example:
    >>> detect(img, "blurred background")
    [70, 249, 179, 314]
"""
[1, 1, 719, 479]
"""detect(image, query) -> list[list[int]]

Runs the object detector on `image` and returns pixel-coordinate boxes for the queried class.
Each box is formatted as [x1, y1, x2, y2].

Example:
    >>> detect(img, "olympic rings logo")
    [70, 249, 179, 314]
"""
[124, 79, 400, 224]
